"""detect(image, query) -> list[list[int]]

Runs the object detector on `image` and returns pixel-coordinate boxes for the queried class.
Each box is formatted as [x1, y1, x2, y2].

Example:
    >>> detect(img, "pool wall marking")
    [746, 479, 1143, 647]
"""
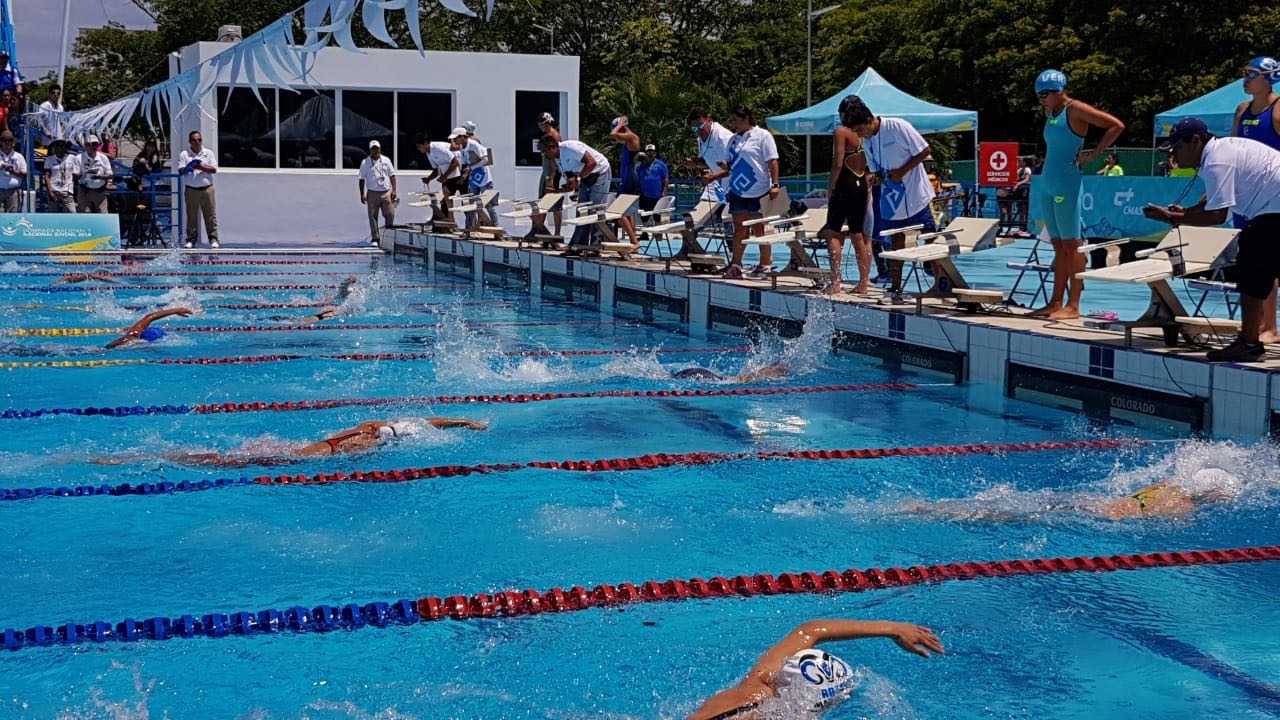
[392, 229, 1280, 438]
[4, 545, 1276, 651]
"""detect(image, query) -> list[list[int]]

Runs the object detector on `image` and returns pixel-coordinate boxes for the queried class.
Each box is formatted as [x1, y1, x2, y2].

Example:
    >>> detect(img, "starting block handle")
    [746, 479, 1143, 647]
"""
[1078, 238, 1129, 254]
[879, 224, 924, 238]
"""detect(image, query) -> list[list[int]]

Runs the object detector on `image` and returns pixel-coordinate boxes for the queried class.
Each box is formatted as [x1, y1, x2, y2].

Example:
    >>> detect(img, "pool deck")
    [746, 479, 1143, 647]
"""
[393, 227, 1277, 438]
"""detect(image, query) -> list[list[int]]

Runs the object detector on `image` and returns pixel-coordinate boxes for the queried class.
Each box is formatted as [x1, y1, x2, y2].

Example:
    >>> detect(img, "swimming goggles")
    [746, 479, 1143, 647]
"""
[1036, 90, 1058, 99]
[1245, 69, 1266, 80]
[690, 122, 706, 134]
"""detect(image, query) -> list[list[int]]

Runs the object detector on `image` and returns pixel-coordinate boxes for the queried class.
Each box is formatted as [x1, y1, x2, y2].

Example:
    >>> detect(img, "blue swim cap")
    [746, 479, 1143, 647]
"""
[1246, 56, 1280, 83]
[138, 327, 166, 342]
[610, 116, 625, 130]
[1035, 69, 1067, 93]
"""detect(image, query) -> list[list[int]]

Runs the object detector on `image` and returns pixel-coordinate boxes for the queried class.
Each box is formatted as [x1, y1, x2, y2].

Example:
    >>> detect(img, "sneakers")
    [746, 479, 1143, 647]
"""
[1206, 339, 1265, 363]
[210, 240, 220, 248]
[878, 291, 906, 306]
[183, 241, 194, 249]
[370, 236, 380, 245]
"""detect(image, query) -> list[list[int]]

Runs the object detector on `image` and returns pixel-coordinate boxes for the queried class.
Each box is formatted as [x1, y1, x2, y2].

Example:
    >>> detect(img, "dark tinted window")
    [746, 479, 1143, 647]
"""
[516, 90, 560, 166]
[278, 90, 335, 169]
[397, 92, 452, 170]
[216, 87, 276, 168]
[342, 90, 393, 169]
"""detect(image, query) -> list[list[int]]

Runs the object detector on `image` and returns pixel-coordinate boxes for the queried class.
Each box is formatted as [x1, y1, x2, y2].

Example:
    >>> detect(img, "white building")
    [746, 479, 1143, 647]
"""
[170, 41, 580, 243]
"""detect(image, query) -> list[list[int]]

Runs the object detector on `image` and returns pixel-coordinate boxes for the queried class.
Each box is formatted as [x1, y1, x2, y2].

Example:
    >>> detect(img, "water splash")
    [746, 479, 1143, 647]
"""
[142, 248, 184, 271]
[431, 309, 562, 386]
[0, 260, 34, 273]
[55, 660, 155, 720]
[87, 287, 204, 321]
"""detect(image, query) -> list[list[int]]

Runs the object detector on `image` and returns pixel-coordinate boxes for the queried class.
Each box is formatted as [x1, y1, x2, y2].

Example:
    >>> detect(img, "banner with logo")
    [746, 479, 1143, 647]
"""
[1029, 176, 1210, 238]
[0, 214, 121, 251]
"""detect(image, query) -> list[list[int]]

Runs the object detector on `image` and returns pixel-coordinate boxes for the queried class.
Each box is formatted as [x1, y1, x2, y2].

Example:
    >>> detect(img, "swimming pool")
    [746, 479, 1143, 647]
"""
[0, 250, 1277, 719]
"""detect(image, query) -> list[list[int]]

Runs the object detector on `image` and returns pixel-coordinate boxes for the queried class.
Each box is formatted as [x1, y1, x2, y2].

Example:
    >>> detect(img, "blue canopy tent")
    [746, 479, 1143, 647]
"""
[768, 67, 977, 138]
[1154, 80, 1248, 139]
[0, 0, 17, 74]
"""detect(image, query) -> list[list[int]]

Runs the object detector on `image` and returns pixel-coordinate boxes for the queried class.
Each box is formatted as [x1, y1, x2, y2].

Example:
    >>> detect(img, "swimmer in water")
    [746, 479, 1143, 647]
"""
[292, 275, 359, 324]
[104, 307, 192, 349]
[905, 468, 1243, 522]
[52, 271, 119, 285]
[689, 619, 943, 720]
[674, 362, 789, 383]
[90, 417, 488, 467]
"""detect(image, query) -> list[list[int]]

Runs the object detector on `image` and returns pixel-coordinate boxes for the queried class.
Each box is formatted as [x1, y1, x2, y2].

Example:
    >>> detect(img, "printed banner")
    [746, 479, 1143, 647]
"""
[0, 214, 121, 251]
[1030, 176, 1210, 239]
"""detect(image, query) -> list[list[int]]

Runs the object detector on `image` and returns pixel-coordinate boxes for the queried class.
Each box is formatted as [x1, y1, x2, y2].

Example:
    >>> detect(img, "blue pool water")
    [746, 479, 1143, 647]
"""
[0, 251, 1278, 719]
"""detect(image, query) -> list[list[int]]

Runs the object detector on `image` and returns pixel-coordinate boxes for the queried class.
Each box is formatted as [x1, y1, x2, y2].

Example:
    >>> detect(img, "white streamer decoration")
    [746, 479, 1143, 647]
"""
[33, 0, 487, 141]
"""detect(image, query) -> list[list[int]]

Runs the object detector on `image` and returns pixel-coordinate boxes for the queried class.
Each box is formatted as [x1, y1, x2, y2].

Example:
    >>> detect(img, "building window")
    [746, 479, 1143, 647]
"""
[342, 90, 393, 169]
[216, 87, 276, 168]
[516, 91, 561, 167]
[396, 92, 452, 170]
[278, 90, 336, 169]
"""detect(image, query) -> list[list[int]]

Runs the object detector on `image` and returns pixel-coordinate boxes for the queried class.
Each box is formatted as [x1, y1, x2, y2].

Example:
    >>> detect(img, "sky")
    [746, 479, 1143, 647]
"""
[11, 0, 156, 80]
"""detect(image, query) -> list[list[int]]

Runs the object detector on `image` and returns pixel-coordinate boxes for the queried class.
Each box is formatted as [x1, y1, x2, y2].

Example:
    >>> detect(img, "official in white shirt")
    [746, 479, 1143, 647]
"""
[1146, 117, 1280, 363]
[178, 130, 219, 248]
[540, 135, 612, 254]
[703, 106, 780, 279]
[37, 84, 65, 142]
[43, 140, 78, 213]
[419, 136, 463, 203]
[77, 135, 113, 214]
[0, 131, 27, 212]
[358, 140, 397, 245]
[846, 96, 937, 302]
[457, 125, 496, 229]
[686, 105, 735, 206]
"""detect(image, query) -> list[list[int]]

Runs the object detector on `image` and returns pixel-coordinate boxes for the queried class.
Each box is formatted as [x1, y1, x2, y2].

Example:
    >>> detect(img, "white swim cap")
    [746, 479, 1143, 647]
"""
[1181, 468, 1243, 500]
[773, 650, 861, 712]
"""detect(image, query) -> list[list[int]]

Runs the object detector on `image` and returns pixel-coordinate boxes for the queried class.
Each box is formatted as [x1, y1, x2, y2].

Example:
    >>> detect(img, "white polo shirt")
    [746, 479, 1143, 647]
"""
[0, 149, 26, 190]
[358, 154, 396, 192]
[79, 152, 113, 190]
[555, 140, 611, 179]
[177, 147, 217, 189]
[464, 138, 491, 186]
[428, 142, 459, 178]
[1201, 137, 1280, 220]
[726, 125, 779, 199]
[698, 121, 734, 199]
[45, 153, 79, 194]
[864, 117, 935, 219]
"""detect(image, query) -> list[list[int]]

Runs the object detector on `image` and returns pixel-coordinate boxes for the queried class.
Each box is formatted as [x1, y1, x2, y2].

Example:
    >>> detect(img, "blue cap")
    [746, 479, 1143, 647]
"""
[138, 327, 166, 342]
[610, 116, 625, 130]
[1158, 117, 1211, 151]
[1035, 69, 1067, 93]
[1246, 56, 1280, 83]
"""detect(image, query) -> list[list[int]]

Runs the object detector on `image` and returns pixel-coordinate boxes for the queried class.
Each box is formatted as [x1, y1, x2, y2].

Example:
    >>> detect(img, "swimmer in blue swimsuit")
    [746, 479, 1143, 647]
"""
[1233, 56, 1280, 343]
[1028, 69, 1125, 321]
[673, 362, 789, 383]
[104, 307, 192, 348]
[689, 619, 943, 720]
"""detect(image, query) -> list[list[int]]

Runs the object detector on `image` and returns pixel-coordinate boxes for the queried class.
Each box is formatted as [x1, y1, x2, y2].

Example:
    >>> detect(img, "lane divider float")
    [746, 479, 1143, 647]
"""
[0, 345, 752, 370]
[1, 320, 623, 338]
[22, 283, 456, 293]
[0, 382, 916, 420]
[0, 438, 1144, 501]
[4, 545, 1275, 651]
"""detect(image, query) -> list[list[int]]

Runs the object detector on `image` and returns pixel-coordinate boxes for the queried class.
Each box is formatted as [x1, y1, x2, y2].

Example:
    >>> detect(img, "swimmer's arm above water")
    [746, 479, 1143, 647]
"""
[687, 620, 943, 720]
[423, 417, 488, 430]
[105, 307, 191, 349]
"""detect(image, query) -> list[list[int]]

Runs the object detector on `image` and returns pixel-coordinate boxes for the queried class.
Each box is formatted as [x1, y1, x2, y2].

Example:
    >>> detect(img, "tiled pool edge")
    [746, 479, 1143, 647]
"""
[391, 229, 1279, 439]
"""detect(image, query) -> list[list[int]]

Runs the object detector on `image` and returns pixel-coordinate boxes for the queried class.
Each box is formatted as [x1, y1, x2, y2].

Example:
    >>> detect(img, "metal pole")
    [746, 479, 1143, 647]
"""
[57, 0, 72, 88]
[805, 0, 812, 183]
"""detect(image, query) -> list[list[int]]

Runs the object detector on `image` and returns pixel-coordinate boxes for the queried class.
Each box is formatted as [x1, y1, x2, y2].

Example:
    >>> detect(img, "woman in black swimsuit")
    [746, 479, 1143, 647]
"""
[819, 96, 873, 295]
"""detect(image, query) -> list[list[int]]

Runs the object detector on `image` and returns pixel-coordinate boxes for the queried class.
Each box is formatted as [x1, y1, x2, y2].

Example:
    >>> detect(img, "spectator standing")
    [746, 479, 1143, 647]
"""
[0, 131, 27, 212]
[1097, 151, 1124, 176]
[131, 138, 164, 178]
[5, 91, 20, 136]
[77, 135, 113, 214]
[636, 142, 669, 212]
[38, 84, 65, 141]
[43, 139, 78, 213]
[0, 53, 22, 96]
[100, 134, 119, 161]
[534, 112, 563, 238]
[178, 130, 219, 248]
[358, 139, 397, 245]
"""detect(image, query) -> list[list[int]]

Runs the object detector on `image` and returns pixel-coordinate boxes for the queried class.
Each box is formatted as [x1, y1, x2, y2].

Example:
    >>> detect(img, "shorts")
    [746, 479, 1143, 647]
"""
[1233, 213, 1280, 299]
[875, 204, 936, 240]
[728, 192, 763, 216]
[639, 195, 660, 212]
[825, 184, 869, 235]
[1031, 183, 1083, 240]
[444, 176, 467, 194]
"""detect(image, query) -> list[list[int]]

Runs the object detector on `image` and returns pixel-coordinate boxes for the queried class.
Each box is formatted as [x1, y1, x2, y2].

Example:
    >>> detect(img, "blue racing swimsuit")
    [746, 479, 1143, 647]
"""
[1234, 99, 1280, 228]
[1034, 102, 1085, 239]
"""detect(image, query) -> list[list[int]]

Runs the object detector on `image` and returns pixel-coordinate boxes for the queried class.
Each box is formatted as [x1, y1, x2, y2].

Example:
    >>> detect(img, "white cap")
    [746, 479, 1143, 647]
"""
[463, 120, 477, 133]
[368, 139, 381, 149]
[86, 134, 100, 145]
[644, 143, 656, 152]
[537, 112, 555, 125]
[448, 127, 467, 140]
